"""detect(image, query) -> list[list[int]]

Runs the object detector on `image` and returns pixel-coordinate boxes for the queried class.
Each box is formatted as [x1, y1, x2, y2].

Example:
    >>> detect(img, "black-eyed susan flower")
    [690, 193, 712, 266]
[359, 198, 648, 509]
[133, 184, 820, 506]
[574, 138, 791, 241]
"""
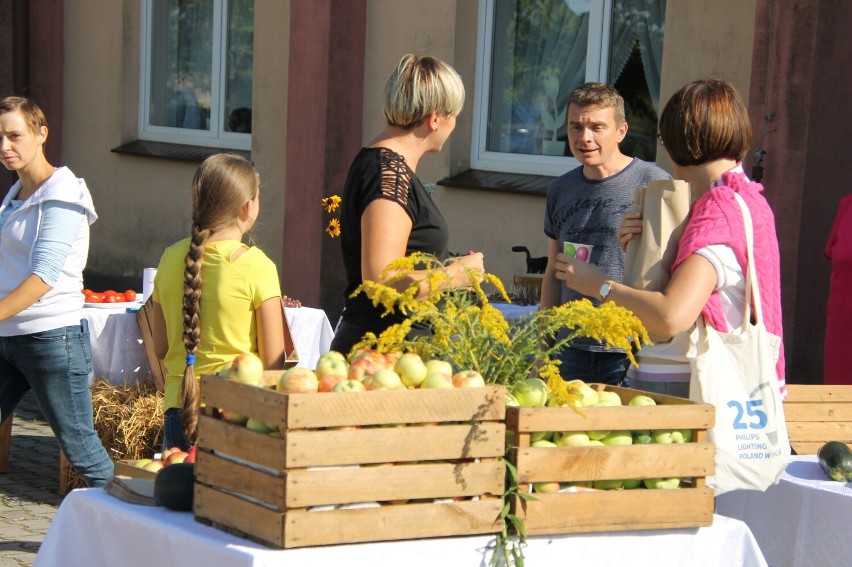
[322, 195, 341, 213]
[325, 218, 341, 238]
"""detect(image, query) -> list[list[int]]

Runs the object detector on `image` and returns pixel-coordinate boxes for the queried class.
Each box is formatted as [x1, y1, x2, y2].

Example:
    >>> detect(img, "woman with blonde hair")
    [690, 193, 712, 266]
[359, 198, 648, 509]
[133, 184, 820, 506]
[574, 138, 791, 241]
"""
[151, 154, 285, 449]
[330, 54, 485, 355]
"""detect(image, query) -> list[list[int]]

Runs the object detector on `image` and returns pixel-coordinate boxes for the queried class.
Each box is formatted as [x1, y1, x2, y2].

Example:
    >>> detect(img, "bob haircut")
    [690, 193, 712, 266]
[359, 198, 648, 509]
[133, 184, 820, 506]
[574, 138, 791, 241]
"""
[383, 54, 465, 129]
[658, 78, 752, 166]
[567, 82, 626, 125]
[0, 96, 49, 134]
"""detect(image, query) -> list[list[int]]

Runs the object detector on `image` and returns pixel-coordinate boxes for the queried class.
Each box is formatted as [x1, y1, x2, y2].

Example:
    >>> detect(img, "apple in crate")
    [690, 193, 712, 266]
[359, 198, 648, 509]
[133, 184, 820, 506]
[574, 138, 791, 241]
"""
[511, 378, 549, 407]
[599, 430, 633, 446]
[420, 372, 454, 389]
[597, 390, 622, 405]
[566, 380, 599, 407]
[554, 431, 591, 447]
[332, 379, 367, 393]
[628, 395, 657, 407]
[452, 370, 485, 388]
[246, 417, 275, 434]
[425, 359, 453, 379]
[364, 368, 404, 390]
[228, 353, 265, 386]
[315, 352, 349, 381]
[164, 450, 189, 466]
[394, 352, 428, 388]
[277, 367, 319, 393]
[318, 374, 347, 392]
[643, 477, 681, 489]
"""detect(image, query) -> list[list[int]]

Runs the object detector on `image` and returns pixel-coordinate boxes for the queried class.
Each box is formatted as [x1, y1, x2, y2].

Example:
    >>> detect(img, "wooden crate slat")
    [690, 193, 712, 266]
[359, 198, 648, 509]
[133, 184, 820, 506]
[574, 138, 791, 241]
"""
[513, 443, 715, 482]
[282, 500, 505, 548]
[783, 403, 852, 422]
[284, 460, 505, 507]
[194, 483, 286, 547]
[786, 421, 852, 441]
[514, 488, 714, 535]
[507, 404, 714, 432]
[197, 414, 288, 471]
[282, 423, 505, 468]
[784, 385, 852, 403]
[194, 450, 284, 509]
[201, 375, 505, 429]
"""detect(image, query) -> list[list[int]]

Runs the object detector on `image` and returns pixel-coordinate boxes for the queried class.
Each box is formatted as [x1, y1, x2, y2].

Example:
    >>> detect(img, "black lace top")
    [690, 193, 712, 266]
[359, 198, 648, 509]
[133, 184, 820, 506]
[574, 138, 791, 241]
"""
[336, 147, 449, 329]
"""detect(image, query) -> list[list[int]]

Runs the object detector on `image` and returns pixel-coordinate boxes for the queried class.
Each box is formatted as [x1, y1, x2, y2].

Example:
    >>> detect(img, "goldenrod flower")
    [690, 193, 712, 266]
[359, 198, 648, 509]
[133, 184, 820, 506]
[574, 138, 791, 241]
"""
[325, 218, 341, 238]
[322, 195, 341, 213]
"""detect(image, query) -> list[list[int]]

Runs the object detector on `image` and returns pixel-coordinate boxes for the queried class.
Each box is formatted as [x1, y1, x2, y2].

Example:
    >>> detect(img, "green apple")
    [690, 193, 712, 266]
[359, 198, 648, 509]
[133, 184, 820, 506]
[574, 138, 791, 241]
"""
[364, 368, 404, 390]
[452, 370, 486, 388]
[531, 439, 558, 448]
[394, 352, 428, 388]
[533, 481, 561, 493]
[671, 429, 693, 443]
[591, 399, 620, 407]
[228, 352, 265, 386]
[133, 458, 152, 468]
[332, 379, 367, 393]
[651, 429, 674, 444]
[554, 431, 591, 447]
[277, 367, 319, 393]
[643, 477, 681, 489]
[600, 430, 633, 446]
[597, 390, 622, 405]
[588, 440, 605, 447]
[593, 478, 624, 490]
[246, 417, 274, 434]
[587, 429, 611, 440]
[632, 430, 653, 444]
[511, 378, 549, 407]
[424, 359, 453, 379]
[628, 395, 657, 407]
[314, 354, 349, 382]
[567, 380, 599, 406]
[505, 393, 520, 407]
[622, 478, 643, 489]
[531, 431, 554, 443]
[419, 371, 454, 389]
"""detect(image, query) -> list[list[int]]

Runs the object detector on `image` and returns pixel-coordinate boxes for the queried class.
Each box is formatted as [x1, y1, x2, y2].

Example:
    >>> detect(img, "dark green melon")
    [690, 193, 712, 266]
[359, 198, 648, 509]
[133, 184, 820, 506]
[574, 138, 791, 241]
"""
[154, 463, 195, 511]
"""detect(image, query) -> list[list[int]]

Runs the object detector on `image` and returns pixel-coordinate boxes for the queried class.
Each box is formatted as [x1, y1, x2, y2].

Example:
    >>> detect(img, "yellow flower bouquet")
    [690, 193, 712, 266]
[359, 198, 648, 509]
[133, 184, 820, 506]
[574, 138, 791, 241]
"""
[350, 252, 650, 400]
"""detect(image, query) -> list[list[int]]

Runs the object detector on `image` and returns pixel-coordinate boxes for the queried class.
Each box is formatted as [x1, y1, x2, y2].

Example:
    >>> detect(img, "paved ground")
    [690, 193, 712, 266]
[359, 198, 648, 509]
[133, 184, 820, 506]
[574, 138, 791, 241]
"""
[0, 392, 63, 567]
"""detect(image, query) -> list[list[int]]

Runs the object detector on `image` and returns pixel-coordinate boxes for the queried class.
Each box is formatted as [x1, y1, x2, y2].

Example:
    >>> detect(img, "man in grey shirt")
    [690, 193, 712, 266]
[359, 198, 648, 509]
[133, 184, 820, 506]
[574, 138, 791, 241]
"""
[541, 82, 670, 385]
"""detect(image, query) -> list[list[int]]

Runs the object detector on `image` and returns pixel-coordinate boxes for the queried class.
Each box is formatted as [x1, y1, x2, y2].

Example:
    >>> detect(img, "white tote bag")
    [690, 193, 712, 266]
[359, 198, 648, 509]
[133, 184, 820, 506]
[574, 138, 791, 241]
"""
[687, 193, 790, 495]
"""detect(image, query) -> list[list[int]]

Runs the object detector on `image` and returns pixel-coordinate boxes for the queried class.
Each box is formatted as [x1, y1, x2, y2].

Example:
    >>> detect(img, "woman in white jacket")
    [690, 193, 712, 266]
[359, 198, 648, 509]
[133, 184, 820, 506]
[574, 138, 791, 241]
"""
[0, 96, 112, 487]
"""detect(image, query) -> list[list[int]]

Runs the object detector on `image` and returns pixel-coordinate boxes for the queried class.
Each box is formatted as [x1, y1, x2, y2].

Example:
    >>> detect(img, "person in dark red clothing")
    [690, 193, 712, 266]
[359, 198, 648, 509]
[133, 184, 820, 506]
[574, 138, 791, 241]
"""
[824, 194, 852, 385]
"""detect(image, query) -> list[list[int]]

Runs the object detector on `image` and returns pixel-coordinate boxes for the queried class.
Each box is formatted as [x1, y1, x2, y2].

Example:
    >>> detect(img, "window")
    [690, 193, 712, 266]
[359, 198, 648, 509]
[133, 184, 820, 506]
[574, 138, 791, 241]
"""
[472, 0, 666, 176]
[139, 0, 254, 150]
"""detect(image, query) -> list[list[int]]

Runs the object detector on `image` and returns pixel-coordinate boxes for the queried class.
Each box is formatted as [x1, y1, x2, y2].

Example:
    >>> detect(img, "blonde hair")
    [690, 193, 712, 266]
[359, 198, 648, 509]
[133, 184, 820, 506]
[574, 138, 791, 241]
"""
[383, 54, 465, 129]
[179, 153, 260, 442]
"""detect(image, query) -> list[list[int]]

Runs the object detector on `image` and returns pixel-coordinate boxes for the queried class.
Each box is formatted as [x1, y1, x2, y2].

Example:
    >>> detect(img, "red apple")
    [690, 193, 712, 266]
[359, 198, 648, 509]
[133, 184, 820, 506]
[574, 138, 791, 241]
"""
[220, 408, 249, 425]
[228, 352, 265, 385]
[394, 352, 428, 388]
[185, 446, 197, 464]
[348, 357, 379, 382]
[383, 351, 402, 368]
[318, 373, 347, 392]
[277, 367, 319, 393]
[164, 451, 189, 466]
[452, 369, 486, 388]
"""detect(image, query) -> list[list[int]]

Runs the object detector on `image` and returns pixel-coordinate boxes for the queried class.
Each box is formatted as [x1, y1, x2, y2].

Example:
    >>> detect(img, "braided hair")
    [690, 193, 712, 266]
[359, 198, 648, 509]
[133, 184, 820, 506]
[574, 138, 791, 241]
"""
[179, 154, 260, 443]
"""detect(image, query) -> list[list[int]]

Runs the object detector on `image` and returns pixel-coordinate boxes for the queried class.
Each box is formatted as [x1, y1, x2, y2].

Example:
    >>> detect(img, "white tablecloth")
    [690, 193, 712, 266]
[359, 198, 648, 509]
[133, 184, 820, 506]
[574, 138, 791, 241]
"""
[717, 455, 852, 567]
[82, 305, 334, 385]
[492, 302, 539, 323]
[35, 488, 767, 567]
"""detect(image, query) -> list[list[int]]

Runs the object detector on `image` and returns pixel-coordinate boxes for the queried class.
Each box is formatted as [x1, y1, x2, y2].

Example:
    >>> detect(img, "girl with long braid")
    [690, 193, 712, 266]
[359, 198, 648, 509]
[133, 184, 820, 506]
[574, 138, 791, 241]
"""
[150, 154, 286, 450]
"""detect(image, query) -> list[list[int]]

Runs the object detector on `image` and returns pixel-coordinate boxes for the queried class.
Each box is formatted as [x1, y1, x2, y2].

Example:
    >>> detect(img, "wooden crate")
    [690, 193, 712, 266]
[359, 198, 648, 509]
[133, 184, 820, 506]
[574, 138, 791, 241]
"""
[193, 374, 507, 548]
[114, 460, 159, 480]
[506, 385, 716, 535]
[783, 384, 852, 455]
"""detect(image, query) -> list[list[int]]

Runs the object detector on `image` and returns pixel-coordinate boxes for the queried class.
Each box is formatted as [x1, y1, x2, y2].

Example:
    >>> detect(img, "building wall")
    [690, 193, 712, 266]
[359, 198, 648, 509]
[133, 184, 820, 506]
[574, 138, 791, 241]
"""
[60, 0, 290, 289]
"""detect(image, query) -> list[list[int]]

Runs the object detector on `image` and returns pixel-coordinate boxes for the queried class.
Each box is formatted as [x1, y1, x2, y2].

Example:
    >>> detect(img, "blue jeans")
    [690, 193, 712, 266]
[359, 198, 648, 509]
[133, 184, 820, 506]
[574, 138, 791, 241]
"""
[557, 347, 631, 387]
[163, 407, 190, 451]
[0, 323, 113, 487]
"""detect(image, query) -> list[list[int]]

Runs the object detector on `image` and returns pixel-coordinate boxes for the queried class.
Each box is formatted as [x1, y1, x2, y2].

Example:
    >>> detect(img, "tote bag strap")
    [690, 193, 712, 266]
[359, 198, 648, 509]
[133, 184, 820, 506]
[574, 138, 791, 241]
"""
[732, 192, 764, 329]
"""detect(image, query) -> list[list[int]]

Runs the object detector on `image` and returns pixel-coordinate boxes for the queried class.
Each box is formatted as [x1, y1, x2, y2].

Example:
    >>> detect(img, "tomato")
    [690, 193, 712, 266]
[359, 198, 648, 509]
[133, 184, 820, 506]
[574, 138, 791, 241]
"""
[105, 294, 120, 303]
[103, 290, 119, 298]
[82, 289, 93, 296]
[116, 293, 127, 302]
[85, 293, 104, 303]
[124, 290, 137, 302]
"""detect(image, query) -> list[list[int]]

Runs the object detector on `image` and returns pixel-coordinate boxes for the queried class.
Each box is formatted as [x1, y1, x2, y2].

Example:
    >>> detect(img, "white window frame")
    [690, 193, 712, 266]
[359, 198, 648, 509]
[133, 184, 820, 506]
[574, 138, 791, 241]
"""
[471, 0, 613, 176]
[139, 0, 251, 150]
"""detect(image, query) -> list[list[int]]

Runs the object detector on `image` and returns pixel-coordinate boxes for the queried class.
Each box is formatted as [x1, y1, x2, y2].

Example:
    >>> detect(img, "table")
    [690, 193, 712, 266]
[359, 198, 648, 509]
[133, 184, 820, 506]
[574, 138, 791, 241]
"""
[35, 488, 767, 567]
[82, 305, 335, 385]
[717, 455, 852, 567]
[492, 302, 539, 323]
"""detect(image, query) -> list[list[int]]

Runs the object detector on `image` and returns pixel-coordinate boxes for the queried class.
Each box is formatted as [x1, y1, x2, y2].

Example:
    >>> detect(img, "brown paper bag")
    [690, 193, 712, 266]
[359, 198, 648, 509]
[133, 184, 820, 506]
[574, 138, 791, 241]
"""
[623, 179, 693, 292]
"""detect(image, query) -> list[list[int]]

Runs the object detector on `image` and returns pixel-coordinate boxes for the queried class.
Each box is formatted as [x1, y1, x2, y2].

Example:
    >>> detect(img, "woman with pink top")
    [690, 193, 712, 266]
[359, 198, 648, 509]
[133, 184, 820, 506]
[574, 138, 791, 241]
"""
[553, 78, 785, 399]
